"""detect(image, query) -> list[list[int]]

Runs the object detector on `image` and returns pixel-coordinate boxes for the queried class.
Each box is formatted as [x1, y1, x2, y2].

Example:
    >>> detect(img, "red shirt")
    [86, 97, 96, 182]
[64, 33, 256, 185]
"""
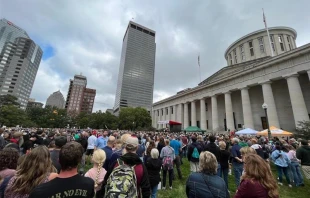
[234, 179, 277, 198]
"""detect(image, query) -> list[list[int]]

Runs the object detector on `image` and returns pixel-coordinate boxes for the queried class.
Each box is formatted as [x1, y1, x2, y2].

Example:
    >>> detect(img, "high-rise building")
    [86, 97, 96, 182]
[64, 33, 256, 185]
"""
[65, 74, 96, 114]
[46, 90, 65, 109]
[26, 98, 43, 111]
[0, 18, 42, 109]
[113, 21, 156, 115]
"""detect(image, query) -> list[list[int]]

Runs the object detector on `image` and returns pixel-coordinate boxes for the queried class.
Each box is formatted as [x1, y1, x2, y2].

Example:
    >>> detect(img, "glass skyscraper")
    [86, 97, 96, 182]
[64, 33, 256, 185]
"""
[0, 18, 42, 109]
[114, 21, 156, 115]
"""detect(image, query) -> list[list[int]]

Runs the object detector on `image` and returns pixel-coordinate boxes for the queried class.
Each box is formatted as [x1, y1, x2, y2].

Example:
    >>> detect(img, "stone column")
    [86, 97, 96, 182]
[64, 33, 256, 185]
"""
[152, 110, 155, 128]
[307, 70, 310, 81]
[173, 105, 177, 121]
[211, 95, 219, 131]
[261, 81, 280, 127]
[200, 98, 207, 130]
[240, 87, 254, 129]
[184, 102, 189, 128]
[163, 108, 167, 128]
[167, 106, 171, 121]
[191, 101, 197, 126]
[225, 92, 235, 131]
[159, 109, 162, 129]
[285, 74, 310, 126]
[178, 103, 184, 128]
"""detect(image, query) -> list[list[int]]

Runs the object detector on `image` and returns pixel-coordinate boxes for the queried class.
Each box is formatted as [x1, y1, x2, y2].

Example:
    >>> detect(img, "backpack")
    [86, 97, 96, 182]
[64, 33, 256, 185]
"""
[162, 147, 173, 170]
[191, 147, 200, 159]
[105, 159, 138, 198]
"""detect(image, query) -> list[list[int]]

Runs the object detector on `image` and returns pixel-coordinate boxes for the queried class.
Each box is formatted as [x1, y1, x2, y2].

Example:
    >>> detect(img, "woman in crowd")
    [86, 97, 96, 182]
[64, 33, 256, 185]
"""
[157, 137, 165, 156]
[144, 140, 156, 162]
[234, 154, 279, 198]
[219, 141, 230, 189]
[271, 143, 292, 187]
[160, 139, 175, 190]
[0, 148, 19, 179]
[4, 146, 58, 198]
[186, 151, 229, 198]
[197, 135, 205, 148]
[146, 148, 162, 198]
[85, 149, 107, 197]
[286, 145, 304, 186]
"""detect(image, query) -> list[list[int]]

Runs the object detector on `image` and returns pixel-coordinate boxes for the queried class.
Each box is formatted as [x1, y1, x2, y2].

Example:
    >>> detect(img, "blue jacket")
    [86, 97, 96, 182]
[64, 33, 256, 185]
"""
[271, 150, 290, 167]
[170, 139, 181, 156]
[186, 172, 230, 198]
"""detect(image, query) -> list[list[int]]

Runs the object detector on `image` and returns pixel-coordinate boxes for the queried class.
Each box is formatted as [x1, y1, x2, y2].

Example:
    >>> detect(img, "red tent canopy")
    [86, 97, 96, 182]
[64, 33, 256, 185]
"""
[169, 120, 182, 125]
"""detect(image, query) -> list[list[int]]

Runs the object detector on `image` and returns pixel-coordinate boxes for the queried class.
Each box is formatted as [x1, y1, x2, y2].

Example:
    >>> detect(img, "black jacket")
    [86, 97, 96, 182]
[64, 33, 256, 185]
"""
[187, 142, 204, 162]
[145, 158, 162, 187]
[204, 142, 221, 162]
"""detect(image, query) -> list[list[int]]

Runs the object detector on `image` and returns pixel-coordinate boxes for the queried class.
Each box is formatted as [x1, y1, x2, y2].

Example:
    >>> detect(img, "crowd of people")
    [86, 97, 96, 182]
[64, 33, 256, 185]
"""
[0, 127, 309, 198]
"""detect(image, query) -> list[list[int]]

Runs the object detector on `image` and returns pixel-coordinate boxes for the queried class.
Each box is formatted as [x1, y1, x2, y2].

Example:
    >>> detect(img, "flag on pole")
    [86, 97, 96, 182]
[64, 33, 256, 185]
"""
[262, 8, 274, 57]
[198, 55, 200, 67]
[263, 9, 267, 28]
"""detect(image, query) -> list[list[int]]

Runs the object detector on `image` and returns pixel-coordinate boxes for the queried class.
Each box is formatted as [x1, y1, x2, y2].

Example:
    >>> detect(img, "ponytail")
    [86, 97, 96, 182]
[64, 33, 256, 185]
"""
[94, 163, 102, 188]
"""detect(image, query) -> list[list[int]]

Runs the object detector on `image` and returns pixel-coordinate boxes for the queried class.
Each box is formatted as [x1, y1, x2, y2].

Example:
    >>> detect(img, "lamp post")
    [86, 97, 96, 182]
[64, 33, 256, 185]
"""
[262, 103, 271, 141]
[132, 121, 135, 131]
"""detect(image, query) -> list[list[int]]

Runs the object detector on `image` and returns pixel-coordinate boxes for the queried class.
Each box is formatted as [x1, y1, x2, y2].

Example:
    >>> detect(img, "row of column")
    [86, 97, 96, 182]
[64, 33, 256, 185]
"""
[153, 73, 309, 130]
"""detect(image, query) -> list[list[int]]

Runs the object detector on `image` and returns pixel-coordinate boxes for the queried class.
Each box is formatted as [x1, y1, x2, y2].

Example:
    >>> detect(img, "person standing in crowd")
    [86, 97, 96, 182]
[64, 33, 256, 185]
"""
[157, 137, 165, 156]
[234, 154, 279, 198]
[160, 139, 175, 190]
[0, 147, 19, 178]
[146, 148, 162, 198]
[43, 131, 55, 147]
[238, 137, 248, 148]
[86, 130, 97, 158]
[95, 131, 109, 150]
[137, 138, 146, 162]
[250, 138, 265, 159]
[50, 136, 67, 173]
[144, 140, 156, 163]
[105, 135, 150, 198]
[231, 138, 243, 187]
[205, 136, 221, 176]
[102, 136, 115, 171]
[181, 135, 189, 160]
[187, 135, 203, 172]
[296, 139, 310, 180]
[219, 141, 230, 189]
[29, 142, 94, 198]
[170, 135, 182, 179]
[85, 149, 107, 198]
[287, 145, 304, 186]
[5, 146, 58, 198]
[186, 151, 229, 198]
[271, 143, 292, 187]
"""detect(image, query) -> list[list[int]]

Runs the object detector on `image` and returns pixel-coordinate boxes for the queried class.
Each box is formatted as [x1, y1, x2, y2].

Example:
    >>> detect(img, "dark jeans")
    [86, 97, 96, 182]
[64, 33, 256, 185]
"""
[276, 165, 291, 184]
[232, 162, 243, 187]
[173, 155, 182, 179]
[290, 162, 304, 186]
[163, 169, 173, 188]
[220, 167, 229, 188]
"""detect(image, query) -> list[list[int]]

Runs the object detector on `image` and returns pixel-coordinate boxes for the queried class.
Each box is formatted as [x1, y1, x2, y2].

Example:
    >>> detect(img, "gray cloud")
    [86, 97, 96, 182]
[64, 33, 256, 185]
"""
[0, 0, 309, 111]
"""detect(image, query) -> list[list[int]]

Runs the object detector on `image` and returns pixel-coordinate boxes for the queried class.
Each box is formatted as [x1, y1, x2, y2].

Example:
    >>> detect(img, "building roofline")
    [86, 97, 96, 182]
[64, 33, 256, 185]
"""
[224, 26, 297, 58]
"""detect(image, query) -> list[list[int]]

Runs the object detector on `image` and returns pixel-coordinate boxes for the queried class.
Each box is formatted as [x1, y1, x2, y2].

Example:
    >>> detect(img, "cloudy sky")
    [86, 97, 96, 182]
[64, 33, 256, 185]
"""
[0, 0, 309, 112]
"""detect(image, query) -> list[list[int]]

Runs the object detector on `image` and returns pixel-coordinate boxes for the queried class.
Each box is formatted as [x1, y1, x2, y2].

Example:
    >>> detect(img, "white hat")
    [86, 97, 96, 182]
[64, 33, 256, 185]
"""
[125, 135, 139, 147]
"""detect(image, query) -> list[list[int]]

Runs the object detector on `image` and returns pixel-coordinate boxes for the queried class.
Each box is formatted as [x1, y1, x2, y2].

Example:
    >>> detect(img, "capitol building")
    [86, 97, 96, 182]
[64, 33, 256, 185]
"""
[152, 27, 310, 132]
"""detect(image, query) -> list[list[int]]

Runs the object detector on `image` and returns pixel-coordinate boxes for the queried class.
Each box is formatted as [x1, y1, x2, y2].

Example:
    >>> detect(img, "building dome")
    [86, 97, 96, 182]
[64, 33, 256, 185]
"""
[46, 90, 65, 109]
[224, 27, 297, 66]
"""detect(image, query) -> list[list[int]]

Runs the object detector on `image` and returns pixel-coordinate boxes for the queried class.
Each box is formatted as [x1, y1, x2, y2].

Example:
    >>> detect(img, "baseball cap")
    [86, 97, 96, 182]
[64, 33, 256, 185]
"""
[125, 135, 139, 147]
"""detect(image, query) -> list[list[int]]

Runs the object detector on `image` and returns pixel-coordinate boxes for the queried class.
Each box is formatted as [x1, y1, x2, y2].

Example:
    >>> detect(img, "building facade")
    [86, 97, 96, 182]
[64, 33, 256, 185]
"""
[26, 98, 43, 111]
[0, 18, 42, 109]
[65, 74, 96, 114]
[46, 90, 65, 109]
[152, 27, 310, 132]
[113, 21, 156, 115]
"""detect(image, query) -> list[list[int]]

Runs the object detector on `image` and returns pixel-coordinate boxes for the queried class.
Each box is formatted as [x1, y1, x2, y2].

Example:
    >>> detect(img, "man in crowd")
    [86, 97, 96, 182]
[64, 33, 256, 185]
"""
[231, 138, 243, 187]
[43, 131, 55, 147]
[29, 142, 95, 198]
[50, 136, 67, 173]
[95, 130, 109, 150]
[187, 135, 203, 172]
[102, 136, 115, 170]
[204, 135, 221, 176]
[86, 130, 97, 158]
[170, 135, 182, 179]
[297, 139, 310, 180]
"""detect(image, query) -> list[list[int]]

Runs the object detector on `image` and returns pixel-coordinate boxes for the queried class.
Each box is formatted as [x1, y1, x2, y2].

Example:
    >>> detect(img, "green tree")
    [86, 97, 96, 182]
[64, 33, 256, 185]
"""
[118, 107, 151, 130]
[0, 105, 29, 127]
[0, 95, 20, 107]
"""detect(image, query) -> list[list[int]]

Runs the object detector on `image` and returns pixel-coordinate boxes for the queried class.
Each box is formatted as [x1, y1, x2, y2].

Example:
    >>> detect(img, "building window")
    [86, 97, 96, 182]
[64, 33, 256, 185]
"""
[270, 35, 275, 52]
[258, 37, 265, 53]
[278, 35, 285, 51]
[233, 49, 237, 64]
[248, 41, 254, 56]
[287, 36, 292, 51]
[205, 103, 208, 111]
[171, 107, 173, 114]
[228, 53, 232, 65]
[240, 44, 245, 61]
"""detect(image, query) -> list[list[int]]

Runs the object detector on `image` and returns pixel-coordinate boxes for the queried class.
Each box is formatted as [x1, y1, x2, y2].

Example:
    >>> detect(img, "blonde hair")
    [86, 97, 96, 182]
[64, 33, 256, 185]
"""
[114, 139, 122, 150]
[164, 139, 170, 146]
[251, 138, 258, 144]
[197, 135, 203, 142]
[199, 151, 218, 175]
[92, 149, 106, 188]
[240, 146, 256, 156]
[219, 141, 226, 150]
[120, 134, 131, 145]
[151, 148, 159, 159]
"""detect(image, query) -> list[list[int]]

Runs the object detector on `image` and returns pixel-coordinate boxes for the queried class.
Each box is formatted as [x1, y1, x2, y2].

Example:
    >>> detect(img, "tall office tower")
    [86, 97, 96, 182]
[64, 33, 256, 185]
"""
[65, 74, 96, 114]
[0, 19, 43, 109]
[113, 21, 156, 115]
[46, 90, 65, 109]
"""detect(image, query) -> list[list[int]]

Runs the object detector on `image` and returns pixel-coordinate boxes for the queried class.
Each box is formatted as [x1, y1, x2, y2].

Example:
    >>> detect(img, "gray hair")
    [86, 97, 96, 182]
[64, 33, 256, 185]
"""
[232, 138, 240, 144]
[199, 151, 218, 174]
[151, 148, 159, 159]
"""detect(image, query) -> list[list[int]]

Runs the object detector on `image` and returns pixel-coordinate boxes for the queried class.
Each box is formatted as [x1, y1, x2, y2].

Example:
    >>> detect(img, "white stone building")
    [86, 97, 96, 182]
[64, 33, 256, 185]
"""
[152, 27, 310, 132]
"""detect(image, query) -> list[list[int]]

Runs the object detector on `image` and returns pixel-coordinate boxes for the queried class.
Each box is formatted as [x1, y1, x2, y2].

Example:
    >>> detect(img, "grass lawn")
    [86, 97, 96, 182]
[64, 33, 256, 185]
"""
[158, 159, 310, 198]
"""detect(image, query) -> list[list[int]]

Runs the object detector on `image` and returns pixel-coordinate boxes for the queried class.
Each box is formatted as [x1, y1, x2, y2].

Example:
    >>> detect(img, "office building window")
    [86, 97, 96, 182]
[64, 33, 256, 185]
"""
[287, 36, 292, 51]
[258, 37, 265, 53]
[278, 35, 285, 51]
[240, 44, 245, 61]
[233, 49, 237, 64]
[248, 41, 254, 56]
[270, 35, 276, 52]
